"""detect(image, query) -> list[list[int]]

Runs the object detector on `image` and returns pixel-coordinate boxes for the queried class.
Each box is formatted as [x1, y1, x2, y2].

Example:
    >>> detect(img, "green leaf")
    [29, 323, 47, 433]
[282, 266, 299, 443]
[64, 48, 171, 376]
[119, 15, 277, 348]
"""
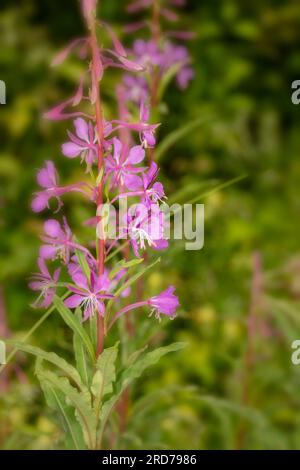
[91, 370, 104, 398]
[113, 257, 160, 300]
[120, 342, 187, 390]
[74, 309, 90, 386]
[7, 340, 86, 393]
[157, 62, 183, 101]
[125, 345, 148, 368]
[155, 116, 213, 161]
[186, 174, 247, 205]
[36, 360, 85, 450]
[109, 258, 144, 280]
[53, 296, 95, 362]
[36, 367, 97, 449]
[95, 341, 119, 398]
[98, 342, 187, 444]
[89, 314, 98, 351]
[106, 240, 130, 262]
[75, 248, 91, 281]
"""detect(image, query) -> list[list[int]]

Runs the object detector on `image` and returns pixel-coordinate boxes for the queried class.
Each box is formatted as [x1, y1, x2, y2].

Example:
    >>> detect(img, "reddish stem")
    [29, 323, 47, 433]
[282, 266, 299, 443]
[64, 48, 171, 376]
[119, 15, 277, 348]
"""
[84, 1, 105, 357]
[235, 251, 264, 449]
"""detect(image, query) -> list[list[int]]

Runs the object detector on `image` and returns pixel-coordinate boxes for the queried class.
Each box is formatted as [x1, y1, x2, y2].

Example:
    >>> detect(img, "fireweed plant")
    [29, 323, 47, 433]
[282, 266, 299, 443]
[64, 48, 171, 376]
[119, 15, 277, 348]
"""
[6, 0, 195, 450]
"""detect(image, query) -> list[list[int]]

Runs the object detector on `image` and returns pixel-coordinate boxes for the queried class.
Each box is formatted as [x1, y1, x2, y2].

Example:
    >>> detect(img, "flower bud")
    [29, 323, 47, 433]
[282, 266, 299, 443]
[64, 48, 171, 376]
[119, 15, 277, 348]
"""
[82, 0, 97, 21]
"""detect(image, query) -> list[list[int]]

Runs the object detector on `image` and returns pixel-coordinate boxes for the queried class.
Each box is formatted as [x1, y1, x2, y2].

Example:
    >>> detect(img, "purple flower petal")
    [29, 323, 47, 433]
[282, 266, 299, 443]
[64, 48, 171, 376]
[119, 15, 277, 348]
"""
[83, 303, 94, 321]
[62, 142, 83, 158]
[126, 145, 145, 164]
[113, 137, 122, 162]
[37, 257, 49, 277]
[39, 245, 58, 260]
[124, 173, 143, 190]
[74, 118, 90, 143]
[31, 193, 49, 213]
[37, 161, 56, 188]
[40, 289, 55, 308]
[150, 286, 179, 316]
[29, 280, 45, 291]
[65, 294, 84, 308]
[44, 219, 62, 238]
[70, 270, 88, 290]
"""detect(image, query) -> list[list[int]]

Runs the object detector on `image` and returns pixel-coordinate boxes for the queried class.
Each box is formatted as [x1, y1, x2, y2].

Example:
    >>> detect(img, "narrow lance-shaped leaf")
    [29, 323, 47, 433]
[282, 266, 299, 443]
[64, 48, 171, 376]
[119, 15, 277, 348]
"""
[53, 296, 95, 362]
[37, 368, 97, 449]
[98, 342, 187, 444]
[35, 359, 86, 450]
[74, 308, 90, 386]
[109, 258, 144, 280]
[95, 341, 119, 398]
[75, 247, 91, 281]
[7, 340, 87, 393]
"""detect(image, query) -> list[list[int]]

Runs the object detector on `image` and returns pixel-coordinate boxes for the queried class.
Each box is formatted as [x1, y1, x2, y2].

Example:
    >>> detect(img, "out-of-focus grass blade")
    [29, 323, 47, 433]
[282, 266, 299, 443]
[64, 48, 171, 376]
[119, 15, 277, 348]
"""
[156, 115, 213, 161]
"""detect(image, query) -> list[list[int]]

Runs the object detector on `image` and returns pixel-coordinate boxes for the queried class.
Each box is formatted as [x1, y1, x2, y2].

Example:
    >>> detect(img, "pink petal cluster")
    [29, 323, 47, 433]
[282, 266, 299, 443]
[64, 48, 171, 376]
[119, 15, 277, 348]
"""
[30, 0, 182, 326]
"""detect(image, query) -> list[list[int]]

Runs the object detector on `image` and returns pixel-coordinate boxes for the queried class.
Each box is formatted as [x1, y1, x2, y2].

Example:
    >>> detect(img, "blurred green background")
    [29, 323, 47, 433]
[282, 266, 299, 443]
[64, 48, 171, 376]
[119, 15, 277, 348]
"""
[1, 0, 300, 450]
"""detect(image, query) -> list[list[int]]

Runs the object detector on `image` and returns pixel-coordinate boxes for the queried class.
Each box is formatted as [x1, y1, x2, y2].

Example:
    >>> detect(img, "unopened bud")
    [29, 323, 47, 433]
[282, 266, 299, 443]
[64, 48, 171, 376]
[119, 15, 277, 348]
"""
[82, 0, 97, 20]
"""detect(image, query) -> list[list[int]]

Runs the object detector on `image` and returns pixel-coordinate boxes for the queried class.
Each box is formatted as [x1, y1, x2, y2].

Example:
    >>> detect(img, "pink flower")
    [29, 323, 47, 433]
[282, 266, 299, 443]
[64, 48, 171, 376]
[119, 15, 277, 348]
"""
[31, 161, 61, 212]
[40, 218, 73, 264]
[105, 137, 145, 189]
[65, 270, 113, 320]
[124, 203, 168, 257]
[139, 101, 156, 148]
[113, 162, 165, 207]
[148, 286, 179, 319]
[123, 75, 148, 103]
[141, 162, 166, 205]
[62, 118, 97, 165]
[29, 258, 60, 308]
[62, 118, 112, 171]
[68, 255, 130, 298]
[109, 285, 179, 328]
[32, 161, 92, 212]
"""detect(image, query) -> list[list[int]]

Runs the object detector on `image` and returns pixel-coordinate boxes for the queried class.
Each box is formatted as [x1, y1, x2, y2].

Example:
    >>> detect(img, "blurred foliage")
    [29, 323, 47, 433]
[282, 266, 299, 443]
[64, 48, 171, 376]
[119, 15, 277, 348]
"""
[1, 0, 300, 450]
